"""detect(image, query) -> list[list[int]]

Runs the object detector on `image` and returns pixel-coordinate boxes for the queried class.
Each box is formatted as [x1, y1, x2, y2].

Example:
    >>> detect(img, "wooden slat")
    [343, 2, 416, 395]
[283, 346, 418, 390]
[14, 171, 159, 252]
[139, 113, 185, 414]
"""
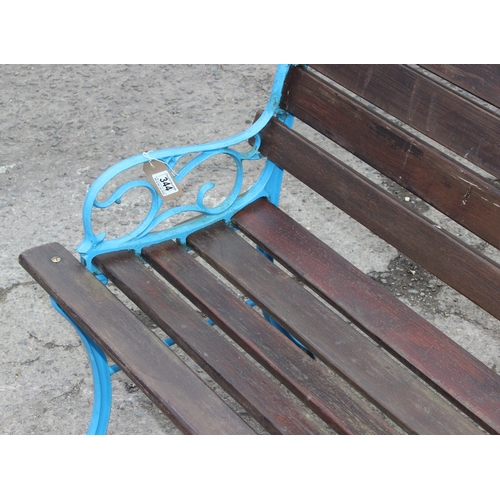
[94, 249, 328, 435]
[233, 198, 500, 434]
[281, 66, 500, 250]
[187, 222, 485, 435]
[18, 243, 254, 435]
[421, 64, 500, 108]
[257, 116, 500, 323]
[310, 64, 500, 177]
[141, 240, 400, 435]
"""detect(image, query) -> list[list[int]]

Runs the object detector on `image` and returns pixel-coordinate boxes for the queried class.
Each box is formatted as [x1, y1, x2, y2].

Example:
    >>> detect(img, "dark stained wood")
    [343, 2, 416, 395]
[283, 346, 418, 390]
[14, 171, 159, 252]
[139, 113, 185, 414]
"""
[257, 116, 500, 324]
[141, 240, 400, 435]
[281, 66, 500, 250]
[309, 64, 500, 177]
[18, 242, 254, 435]
[233, 198, 500, 434]
[187, 222, 485, 435]
[94, 249, 329, 435]
[422, 64, 500, 108]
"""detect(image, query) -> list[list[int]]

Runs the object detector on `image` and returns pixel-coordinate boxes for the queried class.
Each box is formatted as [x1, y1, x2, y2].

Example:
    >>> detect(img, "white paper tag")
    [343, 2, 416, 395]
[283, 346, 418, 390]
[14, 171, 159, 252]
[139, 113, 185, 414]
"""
[151, 169, 179, 197]
[143, 159, 183, 201]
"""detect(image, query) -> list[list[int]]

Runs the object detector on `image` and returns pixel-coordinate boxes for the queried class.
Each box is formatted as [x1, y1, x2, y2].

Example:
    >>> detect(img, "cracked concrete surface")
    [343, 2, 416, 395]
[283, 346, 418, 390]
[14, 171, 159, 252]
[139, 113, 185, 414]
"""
[1, 64, 499, 434]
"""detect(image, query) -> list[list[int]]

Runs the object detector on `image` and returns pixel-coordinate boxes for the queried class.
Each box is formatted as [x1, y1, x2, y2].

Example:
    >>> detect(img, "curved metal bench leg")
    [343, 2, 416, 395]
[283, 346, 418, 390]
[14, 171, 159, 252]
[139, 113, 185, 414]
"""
[50, 298, 112, 435]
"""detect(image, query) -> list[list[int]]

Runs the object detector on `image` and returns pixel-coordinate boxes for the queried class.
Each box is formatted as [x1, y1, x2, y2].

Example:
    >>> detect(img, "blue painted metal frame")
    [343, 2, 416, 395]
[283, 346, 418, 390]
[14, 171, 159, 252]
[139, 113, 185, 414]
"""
[76, 64, 294, 276]
[49, 64, 301, 433]
[51, 298, 112, 435]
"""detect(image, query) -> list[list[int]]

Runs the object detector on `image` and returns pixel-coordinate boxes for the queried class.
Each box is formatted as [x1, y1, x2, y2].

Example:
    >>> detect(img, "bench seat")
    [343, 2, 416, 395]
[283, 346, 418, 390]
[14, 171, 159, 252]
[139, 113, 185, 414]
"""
[20, 196, 500, 434]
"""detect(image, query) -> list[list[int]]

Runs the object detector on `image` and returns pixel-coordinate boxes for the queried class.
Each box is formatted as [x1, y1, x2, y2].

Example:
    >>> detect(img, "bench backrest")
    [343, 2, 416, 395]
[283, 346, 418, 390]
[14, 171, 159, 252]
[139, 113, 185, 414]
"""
[258, 64, 500, 323]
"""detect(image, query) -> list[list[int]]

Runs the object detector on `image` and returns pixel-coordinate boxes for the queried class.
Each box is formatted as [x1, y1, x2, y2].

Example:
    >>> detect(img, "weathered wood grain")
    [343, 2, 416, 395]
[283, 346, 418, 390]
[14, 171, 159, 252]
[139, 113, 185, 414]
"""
[283, 66, 500, 249]
[310, 64, 500, 178]
[257, 116, 500, 324]
[142, 240, 400, 435]
[422, 64, 500, 108]
[187, 222, 484, 435]
[233, 198, 500, 434]
[19, 243, 255, 435]
[95, 249, 330, 435]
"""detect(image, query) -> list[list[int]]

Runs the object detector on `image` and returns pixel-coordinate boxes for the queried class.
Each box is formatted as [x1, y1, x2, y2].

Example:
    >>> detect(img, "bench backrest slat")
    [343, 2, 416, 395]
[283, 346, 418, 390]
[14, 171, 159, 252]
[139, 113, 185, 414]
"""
[421, 64, 500, 108]
[310, 64, 500, 178]
[281, 66, 500, 250]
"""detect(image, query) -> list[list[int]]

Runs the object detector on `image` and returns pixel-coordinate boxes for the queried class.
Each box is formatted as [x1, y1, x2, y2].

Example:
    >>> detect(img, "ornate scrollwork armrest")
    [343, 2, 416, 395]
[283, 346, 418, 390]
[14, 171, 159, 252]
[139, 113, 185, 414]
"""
[76, 65, 293, 275]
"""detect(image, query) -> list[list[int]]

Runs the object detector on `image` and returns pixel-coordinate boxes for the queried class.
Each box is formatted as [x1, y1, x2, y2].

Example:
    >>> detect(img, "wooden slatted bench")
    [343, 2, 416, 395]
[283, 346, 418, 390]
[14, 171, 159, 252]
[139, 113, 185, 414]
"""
[19, 64, 500, 434]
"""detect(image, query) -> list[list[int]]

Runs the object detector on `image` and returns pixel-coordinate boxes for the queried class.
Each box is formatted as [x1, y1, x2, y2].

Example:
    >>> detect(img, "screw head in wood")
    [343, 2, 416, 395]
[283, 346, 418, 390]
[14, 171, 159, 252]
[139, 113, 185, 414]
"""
[51, 256, 62, 263]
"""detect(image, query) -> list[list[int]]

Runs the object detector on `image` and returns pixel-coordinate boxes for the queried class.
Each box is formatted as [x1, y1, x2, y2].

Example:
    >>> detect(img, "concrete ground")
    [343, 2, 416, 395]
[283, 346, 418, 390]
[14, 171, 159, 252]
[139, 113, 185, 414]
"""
[1, 64, 499, 435]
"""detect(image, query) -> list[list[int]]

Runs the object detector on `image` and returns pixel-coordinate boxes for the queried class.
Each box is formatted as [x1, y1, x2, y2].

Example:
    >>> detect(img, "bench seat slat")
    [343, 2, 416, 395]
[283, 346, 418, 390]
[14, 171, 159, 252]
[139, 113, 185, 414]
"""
[94, 249, 329, 435]
[421, 64, 500, 108]
[19, 243, 254, 435]
[282, 65, 500, 250]
[258, 116, 500, 324]
[187, 222, 485, 435]
[310, 64, 500, 177]
[141, 240, 400, 435]
[233, 198, 500, 434]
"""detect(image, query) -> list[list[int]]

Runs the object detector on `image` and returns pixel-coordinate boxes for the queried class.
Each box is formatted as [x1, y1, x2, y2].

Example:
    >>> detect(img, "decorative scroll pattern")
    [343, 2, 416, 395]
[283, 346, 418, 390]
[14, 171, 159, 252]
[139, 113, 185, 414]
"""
[76, 65, 293, 274]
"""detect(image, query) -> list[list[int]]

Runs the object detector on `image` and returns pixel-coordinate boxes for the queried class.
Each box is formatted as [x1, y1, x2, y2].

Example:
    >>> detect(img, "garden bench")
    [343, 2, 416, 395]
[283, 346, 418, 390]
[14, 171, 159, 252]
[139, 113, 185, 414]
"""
[19, 64, 500, 434]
